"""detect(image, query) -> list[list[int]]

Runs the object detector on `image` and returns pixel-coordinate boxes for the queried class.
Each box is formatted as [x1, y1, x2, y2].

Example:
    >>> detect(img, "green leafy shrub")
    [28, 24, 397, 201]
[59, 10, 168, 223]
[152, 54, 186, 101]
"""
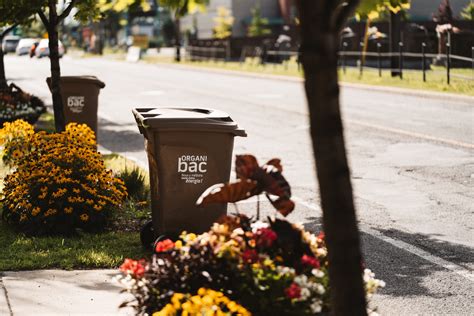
[117, 166, 149, 202]
[0, 84, 46, 126]
[1, 121, 128, 235]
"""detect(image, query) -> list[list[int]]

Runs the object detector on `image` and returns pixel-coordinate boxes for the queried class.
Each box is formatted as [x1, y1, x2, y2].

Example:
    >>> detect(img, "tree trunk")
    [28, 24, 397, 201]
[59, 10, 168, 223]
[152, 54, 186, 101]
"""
[175, 16, 181, 62]
[48, 0, 66, 132]
[0, 46, 7, 90]
[0, 25, 18, 90]
[389, 12, 401, 77]
[297, 1, 367, 315]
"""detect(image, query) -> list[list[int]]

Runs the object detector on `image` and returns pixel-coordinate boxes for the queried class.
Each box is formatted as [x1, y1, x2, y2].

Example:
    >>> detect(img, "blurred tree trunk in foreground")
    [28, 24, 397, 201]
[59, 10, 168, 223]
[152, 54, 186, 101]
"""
[296, 0, 367, 314]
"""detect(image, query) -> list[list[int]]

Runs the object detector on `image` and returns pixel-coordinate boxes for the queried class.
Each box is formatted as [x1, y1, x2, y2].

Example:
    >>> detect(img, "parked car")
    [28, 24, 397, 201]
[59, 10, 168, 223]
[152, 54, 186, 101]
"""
[2, 35, 20, 53]
[16, 38, 38, 56]
[35, 39, 65, 58]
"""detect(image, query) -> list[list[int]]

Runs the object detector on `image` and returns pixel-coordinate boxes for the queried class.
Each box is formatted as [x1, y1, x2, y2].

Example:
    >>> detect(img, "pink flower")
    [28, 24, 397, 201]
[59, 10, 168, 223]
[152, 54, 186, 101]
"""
[285, 283, 301, 299]
[155, 239, 175, 253]
[241, 249, 259, 264]
[120, 259, 146, 278]
[255, 228, 278, 248]
[301, 254, 320, 269]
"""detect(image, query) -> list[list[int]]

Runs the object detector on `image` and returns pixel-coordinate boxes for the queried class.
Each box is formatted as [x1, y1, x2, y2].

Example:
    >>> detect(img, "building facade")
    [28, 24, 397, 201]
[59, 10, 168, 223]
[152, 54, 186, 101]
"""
[181, 0, 284, 39]
[182, 0, 473, 40]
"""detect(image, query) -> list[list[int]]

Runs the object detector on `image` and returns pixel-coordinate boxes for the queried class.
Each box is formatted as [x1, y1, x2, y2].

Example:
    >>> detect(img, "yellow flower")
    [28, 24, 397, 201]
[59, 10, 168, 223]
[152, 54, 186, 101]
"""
[31, 207, 41, 216]
[44, 209, 57, 217]
[64, 207, 73, 214]
[201, 295, 212, 305]
[227, 301, 238, 312]
[12, 150, 22, 158]
[80, 213, 89, 222]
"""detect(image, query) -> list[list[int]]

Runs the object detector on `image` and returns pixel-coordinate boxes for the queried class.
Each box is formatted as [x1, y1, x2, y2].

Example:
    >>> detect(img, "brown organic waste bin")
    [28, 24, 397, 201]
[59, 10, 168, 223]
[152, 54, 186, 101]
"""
[133, 107, 246, 242]
[46, 76, 105, 135]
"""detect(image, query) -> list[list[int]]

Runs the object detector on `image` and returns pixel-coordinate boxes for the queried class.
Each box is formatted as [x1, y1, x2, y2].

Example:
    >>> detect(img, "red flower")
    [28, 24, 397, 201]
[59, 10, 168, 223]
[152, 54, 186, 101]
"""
[255, 228, 278, 248]
[285, 283, 301, 299]
[317, 231, 325, 240]
[301, 254, 320, 269]
[241, 249, 259, 264]
[155, 239, 175, 253]
[120, 259, 146, 278]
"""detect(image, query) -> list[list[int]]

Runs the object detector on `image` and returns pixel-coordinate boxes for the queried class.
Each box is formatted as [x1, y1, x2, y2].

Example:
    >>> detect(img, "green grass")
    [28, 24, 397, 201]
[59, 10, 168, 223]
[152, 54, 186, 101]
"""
[340, 66, 474, 96]
[0, 124, 151, 271]
[141, 55, 474, 96]
[0, 223, 146, 270]
[34, 111, 55, 133]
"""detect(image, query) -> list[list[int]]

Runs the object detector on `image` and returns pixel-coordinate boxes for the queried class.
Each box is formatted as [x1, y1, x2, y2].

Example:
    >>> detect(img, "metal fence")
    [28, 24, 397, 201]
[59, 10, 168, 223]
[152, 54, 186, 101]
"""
[339, 42, 474, 84]
[186, 46, 229, 62]
[185, 42, 474, 84]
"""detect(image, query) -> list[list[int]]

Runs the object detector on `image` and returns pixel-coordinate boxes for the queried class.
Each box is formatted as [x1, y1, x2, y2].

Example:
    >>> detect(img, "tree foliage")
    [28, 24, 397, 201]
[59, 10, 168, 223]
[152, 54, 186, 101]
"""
[433, 0, 453, 23]
[0, 1, 38, 32]
[98, 0, 152, 13]
[248, 3, 271, 37]
[159, 0, 207, 17]
[213, 6, 233, 39]
[356, 0, 410, 20]
[460, 2, 474, 21]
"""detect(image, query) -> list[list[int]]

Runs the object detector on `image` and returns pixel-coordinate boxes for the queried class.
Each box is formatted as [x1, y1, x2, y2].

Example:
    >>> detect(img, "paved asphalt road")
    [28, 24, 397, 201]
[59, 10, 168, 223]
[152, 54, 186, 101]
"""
[5, 55, 474, 315]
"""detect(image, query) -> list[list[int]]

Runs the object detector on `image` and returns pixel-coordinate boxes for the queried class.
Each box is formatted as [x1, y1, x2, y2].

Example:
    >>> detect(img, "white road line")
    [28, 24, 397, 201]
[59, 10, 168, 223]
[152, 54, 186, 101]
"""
[292, 196, 474, 282]
[348, 119, 474, 150]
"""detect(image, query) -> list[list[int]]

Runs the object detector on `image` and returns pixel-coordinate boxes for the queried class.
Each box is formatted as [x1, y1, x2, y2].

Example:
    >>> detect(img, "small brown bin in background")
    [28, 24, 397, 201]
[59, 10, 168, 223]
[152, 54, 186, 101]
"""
[46, 76, 105, 135]
[133, 107, 246, 240]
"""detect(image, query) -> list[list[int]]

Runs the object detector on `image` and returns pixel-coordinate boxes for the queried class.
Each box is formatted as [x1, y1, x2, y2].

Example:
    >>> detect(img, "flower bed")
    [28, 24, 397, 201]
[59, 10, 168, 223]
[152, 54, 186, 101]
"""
[0, 84, 45, 126]
[118, 215, 384, 315]
[0, 120, 127, 235]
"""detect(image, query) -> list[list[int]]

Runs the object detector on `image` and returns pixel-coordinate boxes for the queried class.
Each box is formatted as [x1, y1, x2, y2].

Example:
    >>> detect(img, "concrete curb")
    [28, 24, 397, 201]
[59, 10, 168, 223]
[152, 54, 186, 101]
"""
[144, 61, 474, 104]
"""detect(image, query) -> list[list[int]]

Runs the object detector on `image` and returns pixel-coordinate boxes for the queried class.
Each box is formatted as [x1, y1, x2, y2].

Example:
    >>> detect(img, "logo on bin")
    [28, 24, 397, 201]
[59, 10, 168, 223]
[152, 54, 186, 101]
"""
[178, 155, 207, 184]
[67, 96, 85, 113]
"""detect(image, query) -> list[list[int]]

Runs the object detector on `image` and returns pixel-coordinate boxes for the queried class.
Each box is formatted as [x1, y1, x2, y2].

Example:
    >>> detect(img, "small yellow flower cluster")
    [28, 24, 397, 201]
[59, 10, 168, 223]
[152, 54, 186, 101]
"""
[0, 119, 35, 146]
[64, 123, 96, 148]
[154, 288, 251, 316]
[1, 120, 128, 234]
[0, 119, 35, 166]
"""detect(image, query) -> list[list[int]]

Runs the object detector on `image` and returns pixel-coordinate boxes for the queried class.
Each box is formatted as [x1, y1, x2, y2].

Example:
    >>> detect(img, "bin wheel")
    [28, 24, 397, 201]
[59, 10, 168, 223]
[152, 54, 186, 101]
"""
[140, 221, 155, 249]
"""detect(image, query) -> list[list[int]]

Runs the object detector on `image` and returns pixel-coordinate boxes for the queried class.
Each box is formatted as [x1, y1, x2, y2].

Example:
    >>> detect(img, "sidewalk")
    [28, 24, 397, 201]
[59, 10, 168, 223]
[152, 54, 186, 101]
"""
[0, 270, 134, 316]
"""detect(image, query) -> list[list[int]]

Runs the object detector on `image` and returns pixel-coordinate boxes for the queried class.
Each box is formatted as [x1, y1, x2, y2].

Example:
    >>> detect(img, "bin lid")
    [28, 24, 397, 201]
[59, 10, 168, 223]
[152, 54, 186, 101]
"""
[46, 76, 106, 89]
[133, 107, 246, 137]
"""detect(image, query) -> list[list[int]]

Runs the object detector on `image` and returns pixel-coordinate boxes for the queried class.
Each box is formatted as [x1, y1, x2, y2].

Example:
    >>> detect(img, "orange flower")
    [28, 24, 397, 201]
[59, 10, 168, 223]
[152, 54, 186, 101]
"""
[120, 259, 146, 278]
[155, 239, 175, 253]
